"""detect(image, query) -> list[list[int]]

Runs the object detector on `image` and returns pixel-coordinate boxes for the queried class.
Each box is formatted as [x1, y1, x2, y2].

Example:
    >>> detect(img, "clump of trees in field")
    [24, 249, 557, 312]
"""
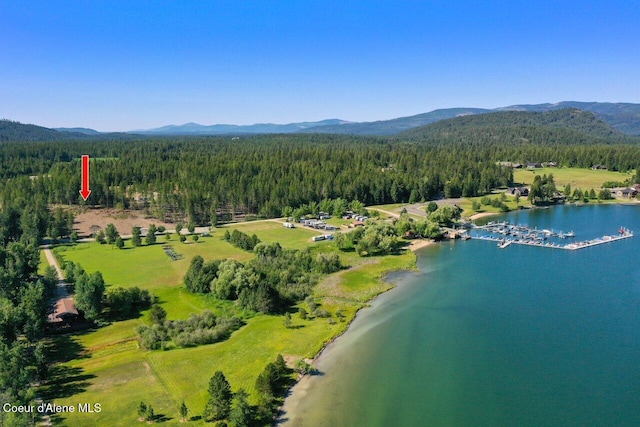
[136, 309, 242, 350]
[394, 212, 443, 239]
[223, 229, 260, 251]
[528, 174, 558, 205]
[183, 242, 341, 313]
[62, 260, 152, 321]
[199, 355, 292, 426]
[104, 286, 152, 320]
[334, 221, 399, 256]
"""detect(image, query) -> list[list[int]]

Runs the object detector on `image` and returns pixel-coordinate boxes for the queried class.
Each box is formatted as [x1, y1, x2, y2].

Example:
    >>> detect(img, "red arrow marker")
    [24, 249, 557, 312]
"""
[79, 155, 91, 201]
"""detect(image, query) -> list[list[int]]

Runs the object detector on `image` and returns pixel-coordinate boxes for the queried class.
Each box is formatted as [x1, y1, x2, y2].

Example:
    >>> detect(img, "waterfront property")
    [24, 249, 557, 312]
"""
[283, 205, 640, 427]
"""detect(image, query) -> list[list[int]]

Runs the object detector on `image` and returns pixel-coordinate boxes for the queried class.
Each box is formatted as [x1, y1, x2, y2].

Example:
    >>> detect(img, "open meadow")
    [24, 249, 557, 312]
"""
[513, 167, 634, 191]
[42, 219, 416, 426]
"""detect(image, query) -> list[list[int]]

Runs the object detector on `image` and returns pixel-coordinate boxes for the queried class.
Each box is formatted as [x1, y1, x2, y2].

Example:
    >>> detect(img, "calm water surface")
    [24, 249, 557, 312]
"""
[283, 205, 640, 427]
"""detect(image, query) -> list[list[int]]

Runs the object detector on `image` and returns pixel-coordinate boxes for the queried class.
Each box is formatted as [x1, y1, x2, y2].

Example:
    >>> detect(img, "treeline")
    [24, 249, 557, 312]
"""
[184, 242, 341, 313]
[1, 135, 510, 224]
[0, 206, 60, 426]
[1, 131, 639, 227]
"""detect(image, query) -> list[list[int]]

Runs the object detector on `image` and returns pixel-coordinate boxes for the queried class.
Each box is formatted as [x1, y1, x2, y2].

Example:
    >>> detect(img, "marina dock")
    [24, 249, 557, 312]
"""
[470, 222, 633, 250]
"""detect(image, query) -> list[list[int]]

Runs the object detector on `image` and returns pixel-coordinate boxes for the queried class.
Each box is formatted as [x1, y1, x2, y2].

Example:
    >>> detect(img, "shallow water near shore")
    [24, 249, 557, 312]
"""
[281, 204, 640, 426]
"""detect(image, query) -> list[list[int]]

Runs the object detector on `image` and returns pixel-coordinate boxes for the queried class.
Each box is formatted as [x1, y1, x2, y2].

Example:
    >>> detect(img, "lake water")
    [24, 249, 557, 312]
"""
[282, 204, 640, 427]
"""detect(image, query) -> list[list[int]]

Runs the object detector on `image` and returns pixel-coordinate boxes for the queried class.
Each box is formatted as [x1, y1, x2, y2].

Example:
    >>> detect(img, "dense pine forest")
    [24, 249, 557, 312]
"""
[1, 109, 640, 227]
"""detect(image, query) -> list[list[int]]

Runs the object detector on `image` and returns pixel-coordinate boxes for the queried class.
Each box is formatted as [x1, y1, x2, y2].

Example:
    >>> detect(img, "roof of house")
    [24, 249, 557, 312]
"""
[48, 298, 79, 323]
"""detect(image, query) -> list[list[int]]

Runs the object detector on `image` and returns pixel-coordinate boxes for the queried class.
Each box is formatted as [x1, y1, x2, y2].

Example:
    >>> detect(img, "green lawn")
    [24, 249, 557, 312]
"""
[224, 220, 323, 250]
[53, 236, 251, 290]
[41, 222, 419, 426]
[514, 167, 634, 191]
[457, 194, 531, 218]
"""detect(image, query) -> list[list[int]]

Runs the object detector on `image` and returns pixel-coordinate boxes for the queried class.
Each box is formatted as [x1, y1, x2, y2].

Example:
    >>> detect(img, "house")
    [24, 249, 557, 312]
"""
[526, 162, 543, 169]
[512, 163, 523, 169]
[592, 164, 607, 170]
[544, 162, 558, 168]
[349, 220, 365, 228]
[506, 186, 530, 197]
[47, 298, 79, 323]
[613, 188, 638, 198]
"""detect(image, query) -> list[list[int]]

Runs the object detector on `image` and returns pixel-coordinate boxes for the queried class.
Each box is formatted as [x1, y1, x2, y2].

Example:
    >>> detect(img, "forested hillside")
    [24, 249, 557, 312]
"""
[0, 119, 87, 141]
[498, 102, 640, 136]
[397, 108, 627, 142]
[0, 119, 137, 142]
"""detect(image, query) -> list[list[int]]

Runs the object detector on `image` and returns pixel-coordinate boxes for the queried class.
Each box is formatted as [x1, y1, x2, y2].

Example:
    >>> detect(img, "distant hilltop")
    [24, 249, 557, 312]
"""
[2, 101, 640, 141]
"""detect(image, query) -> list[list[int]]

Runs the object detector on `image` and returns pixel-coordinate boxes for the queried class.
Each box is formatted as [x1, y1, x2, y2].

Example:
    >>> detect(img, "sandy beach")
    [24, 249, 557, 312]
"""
[407, 238, 436, 251]
[467, 211, 499, 221]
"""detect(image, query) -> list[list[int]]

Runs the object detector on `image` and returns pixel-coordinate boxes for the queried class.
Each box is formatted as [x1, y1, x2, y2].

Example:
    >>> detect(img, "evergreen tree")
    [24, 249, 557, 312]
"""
[105, 223, 119, 244]
[149, 304, 167, 325]
[179, 401, 188, 421]
[229, 389, 252, 427]
[145, 224, 157, 245]
[204, 371, 232, 421]
[131, 226, 142, 247]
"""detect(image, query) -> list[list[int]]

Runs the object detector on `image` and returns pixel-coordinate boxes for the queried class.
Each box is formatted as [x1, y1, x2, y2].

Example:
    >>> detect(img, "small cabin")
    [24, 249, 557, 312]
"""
[48, 298, 79, 324]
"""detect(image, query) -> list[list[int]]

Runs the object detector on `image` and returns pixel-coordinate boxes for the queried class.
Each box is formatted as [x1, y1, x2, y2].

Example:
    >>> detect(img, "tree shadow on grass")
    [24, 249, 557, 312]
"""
[46, 331, 91, 363]
[39, 330, 95, 403]
[40, 365, 96, 400]
[152, 413, 172, 423]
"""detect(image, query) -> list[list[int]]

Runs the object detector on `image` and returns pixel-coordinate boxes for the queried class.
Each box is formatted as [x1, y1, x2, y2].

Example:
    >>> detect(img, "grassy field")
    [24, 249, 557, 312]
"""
[224, 220, 323, 250]
[53, 236, 252, 290]
[455, 193, 530, 218]
[41, 219, 417, 426]
[513, 167, 634, 191]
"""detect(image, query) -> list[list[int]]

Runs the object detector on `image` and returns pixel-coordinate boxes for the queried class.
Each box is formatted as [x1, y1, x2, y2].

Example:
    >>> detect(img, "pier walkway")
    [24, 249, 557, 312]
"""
[471, 223, 633, 251]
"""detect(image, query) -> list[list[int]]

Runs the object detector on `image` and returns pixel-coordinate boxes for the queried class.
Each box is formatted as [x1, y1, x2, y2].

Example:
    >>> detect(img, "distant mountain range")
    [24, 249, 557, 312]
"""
[133, 119, 349, 135]
[301, 102, 640, 136]
[2, 102, 640, 142]
[134, 102, 640, 136]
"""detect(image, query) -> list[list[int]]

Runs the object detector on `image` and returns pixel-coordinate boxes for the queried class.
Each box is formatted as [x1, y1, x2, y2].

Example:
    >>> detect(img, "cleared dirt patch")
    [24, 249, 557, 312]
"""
[73, 208, 173, 237]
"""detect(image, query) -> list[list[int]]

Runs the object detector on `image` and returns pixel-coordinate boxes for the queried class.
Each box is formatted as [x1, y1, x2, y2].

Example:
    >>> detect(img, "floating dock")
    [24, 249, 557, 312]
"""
[471, 223, 633, 251]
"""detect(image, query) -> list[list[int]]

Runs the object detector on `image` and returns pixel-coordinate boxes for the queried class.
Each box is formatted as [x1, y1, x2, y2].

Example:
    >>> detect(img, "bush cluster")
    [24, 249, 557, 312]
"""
[137, 310, 241, 350]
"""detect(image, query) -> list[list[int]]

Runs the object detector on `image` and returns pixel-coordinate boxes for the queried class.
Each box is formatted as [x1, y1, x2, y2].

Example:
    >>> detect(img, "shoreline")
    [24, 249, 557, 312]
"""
[277, 239, 433, 424]
[467, 211, 499, 221]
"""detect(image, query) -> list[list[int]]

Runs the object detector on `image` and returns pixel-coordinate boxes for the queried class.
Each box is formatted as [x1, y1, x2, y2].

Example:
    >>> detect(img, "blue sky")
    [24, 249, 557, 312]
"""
[2, 1, 639, 131]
